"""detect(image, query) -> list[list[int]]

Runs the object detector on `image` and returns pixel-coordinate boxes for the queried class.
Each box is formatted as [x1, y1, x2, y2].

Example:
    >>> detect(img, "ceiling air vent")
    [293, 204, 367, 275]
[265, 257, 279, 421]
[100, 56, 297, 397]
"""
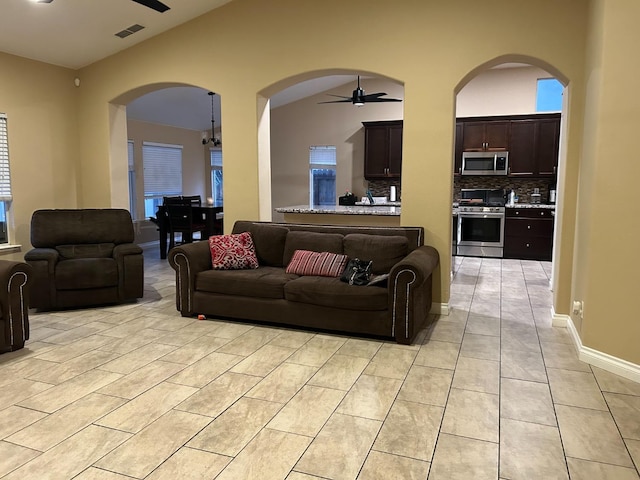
[115, 24, 145, 39]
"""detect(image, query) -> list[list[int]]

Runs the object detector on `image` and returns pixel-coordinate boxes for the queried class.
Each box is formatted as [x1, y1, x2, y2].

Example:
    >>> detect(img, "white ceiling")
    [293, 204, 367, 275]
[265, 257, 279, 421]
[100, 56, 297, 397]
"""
[0, 0, 233, 69]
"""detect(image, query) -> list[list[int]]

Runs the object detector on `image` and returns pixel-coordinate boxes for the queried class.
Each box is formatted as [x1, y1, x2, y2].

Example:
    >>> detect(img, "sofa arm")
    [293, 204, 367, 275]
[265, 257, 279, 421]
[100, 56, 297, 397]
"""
[0, 261, 32, 351]
[24, 248, 59, 310]
[168, 241, 212, 316]
[388, 246, 440, 344]
[113, 243, 144, 301]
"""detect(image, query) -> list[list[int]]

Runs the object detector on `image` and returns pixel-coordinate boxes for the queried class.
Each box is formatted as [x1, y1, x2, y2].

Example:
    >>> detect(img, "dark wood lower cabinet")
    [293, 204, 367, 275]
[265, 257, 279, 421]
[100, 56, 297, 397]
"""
[503, 208, 554, 261]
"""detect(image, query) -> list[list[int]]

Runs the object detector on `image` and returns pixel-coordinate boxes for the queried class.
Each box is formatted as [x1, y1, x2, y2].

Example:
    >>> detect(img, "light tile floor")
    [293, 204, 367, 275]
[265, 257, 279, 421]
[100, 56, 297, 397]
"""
[1, 251, 639, 479]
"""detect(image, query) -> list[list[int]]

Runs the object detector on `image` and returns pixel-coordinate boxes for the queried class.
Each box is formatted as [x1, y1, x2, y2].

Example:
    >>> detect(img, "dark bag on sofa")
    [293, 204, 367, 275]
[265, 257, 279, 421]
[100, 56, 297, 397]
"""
[340, 258, 372, 286]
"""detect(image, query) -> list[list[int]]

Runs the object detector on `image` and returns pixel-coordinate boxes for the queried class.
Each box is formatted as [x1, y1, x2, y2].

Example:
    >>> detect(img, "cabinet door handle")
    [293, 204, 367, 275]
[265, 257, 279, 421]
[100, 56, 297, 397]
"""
[540, 211, 544, 216]
[515, 211, 520, 215]
[553, 166, 556, 175]
[527, 225, 531, 229]
[526, 243, 530, 248]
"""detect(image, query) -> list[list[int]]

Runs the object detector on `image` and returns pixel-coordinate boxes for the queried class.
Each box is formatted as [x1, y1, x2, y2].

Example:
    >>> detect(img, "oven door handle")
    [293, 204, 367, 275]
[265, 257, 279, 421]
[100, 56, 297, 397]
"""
[458, 213, 505, 220]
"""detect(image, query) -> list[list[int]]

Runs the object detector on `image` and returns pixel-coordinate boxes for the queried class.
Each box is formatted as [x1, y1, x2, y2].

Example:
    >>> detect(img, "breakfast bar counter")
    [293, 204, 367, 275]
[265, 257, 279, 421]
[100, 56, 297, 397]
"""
[275, 205, 401, 226]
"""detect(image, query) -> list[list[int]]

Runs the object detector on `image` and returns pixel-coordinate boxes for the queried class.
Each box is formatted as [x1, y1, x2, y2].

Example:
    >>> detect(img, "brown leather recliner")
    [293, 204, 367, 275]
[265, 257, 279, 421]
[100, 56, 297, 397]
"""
[25, 209, 143, 310]
[0, 260, 32, 352]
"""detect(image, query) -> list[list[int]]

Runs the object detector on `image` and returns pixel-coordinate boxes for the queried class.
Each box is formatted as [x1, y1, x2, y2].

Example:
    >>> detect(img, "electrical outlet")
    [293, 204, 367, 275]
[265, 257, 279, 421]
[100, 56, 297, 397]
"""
[572, 300, 584, 318]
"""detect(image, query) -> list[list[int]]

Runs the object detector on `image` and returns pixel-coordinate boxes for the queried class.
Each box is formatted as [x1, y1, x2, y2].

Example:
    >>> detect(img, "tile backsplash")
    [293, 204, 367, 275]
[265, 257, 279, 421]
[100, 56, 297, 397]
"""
[366, 177, 554, 204]
[454, 177, 555, 204]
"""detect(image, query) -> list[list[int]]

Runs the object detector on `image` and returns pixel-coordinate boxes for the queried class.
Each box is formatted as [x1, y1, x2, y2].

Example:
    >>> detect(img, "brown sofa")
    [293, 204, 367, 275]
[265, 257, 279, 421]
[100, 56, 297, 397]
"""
[0, 260, 32, 352]
[25, 209, 144, 310]
[168, 221, 440, 344]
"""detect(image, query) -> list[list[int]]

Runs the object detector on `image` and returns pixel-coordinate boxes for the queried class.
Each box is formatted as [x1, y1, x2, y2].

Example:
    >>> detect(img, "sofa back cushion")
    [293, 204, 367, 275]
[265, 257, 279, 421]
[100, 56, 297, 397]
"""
[56, 243, 115, 260]
[343, 234, 409, 274]
[31, 209, 135, 248]
[249, 224, 289, 267]
[282, 231, 344, 266]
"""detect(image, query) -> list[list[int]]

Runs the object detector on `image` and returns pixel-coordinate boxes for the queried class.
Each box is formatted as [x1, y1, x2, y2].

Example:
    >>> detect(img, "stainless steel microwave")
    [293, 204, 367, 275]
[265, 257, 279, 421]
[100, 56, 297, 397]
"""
[461, 151, 509, 176]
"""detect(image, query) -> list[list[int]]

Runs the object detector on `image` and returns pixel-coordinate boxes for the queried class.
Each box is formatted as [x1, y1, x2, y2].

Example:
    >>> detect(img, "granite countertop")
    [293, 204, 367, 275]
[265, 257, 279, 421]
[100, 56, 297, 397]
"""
[275, 205, 401, 216]
[506, 203, 556, 209]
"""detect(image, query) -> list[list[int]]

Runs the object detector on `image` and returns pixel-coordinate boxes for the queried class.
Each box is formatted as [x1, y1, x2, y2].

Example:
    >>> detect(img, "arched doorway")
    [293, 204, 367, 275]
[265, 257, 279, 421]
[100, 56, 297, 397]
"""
[450, 56, 571, 327]
[109, 83, 222, 251]
[259, 71, 404, 222]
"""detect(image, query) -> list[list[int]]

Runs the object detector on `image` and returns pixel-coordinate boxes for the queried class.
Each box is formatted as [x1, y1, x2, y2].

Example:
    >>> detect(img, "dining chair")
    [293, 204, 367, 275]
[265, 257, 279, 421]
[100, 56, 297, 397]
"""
[166, 204, 208, 251]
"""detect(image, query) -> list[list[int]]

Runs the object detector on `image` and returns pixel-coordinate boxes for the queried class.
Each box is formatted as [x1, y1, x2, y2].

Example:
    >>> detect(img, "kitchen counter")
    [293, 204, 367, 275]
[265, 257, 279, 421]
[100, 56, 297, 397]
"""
[276, 205, 401, 216]
[506, 203, 556, 209]
[275, 205, 400, 227]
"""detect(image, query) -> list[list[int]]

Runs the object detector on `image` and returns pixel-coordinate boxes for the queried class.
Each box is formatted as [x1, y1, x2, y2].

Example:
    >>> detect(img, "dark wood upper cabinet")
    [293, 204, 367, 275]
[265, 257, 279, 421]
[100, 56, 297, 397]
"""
[461, 121, 509, 151]
[454, 122, 464, 175]
[508, 120, 537, 176]
[363, 120, 403, 179]
[455, 113, 560, 178]
[536, 118, 561, 176]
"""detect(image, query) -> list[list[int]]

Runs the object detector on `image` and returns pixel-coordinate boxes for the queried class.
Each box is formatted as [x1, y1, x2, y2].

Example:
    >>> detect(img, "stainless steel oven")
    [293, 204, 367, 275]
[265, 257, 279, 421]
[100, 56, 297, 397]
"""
[456, 189, 506, 258]
[457, 206, 505, 257]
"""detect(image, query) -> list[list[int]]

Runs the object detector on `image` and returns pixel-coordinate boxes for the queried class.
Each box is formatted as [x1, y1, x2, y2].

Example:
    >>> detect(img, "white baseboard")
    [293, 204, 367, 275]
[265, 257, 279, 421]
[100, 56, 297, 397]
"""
[551, 306, 569, 327]
[431, 303, 449, 315]
[563, 312, 640, 384]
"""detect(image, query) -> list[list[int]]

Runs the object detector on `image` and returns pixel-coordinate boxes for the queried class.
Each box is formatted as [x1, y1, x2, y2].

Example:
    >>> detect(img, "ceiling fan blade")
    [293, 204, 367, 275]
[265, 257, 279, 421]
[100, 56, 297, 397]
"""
[131, 0, 170, 13]
[318, 99, 354, 104]
[325, 94, 353, 99]
[362, 95, 403, 103]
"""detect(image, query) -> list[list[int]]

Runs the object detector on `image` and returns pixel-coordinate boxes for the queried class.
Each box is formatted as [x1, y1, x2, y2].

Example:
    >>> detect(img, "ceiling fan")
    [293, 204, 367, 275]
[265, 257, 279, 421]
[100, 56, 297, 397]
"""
[318, 76, 402, 106]
[35, 0, 171, 13]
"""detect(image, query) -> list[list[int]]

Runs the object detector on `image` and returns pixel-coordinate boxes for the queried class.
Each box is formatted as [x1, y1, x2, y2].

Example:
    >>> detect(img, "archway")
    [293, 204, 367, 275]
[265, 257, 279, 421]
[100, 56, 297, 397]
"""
[109, 82, 222, 250]
[451, 55, 573, 326]
[259, 70, 404, 222]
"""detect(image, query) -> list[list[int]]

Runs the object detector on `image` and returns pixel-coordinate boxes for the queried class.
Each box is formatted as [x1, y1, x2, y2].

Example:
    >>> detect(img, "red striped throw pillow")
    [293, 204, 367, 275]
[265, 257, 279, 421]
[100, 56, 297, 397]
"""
[285, 249, 348, 277]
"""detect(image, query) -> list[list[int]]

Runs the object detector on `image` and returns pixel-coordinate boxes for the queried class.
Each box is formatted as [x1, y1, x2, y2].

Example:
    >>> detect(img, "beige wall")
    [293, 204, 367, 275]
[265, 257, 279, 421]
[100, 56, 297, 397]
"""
[573, 0, 640, 363]
[457, 66, 557, 117]
[0, 51, 78, 257]
[6, 0, 639, 365]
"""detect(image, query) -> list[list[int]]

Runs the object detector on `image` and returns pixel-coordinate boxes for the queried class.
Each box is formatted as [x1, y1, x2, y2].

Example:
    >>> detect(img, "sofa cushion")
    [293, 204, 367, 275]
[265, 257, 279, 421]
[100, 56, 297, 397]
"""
[196, 266, 297, 299]
[209, 232, 259, 270]
[284, 276, 388, 311]
[343, 234, 409, 274]
[55, 258, 118, 290]
[283, 231, 344, 266]
[55, 243, 115, 259]
[249, 224, 289, 267]
[285, 250, 348, 277]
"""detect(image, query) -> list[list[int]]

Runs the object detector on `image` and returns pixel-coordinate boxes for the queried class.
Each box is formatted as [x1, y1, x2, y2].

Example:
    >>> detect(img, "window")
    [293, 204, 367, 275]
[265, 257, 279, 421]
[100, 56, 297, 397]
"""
[210, 148, 223, 206]
[128, 140, 137, 220]
[143, 142, 183, 218]
[536, 78, 563, 112]
[309, 145, 336, 206]
[0, 114, 12, 244]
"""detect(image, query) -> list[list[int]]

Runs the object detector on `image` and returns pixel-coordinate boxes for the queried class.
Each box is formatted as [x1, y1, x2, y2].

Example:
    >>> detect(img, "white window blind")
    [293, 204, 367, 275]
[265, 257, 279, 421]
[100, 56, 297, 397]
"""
[143, 142, 182, 196]
[0, 114, 12, 201]
[210, 148, 222, 167]
[309, 145, 337, 166]
[128, 140, 134, 170]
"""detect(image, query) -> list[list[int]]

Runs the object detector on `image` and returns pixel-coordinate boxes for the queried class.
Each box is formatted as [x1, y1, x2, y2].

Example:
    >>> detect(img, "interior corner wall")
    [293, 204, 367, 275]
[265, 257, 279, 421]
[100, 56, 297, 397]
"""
[573, 0, 640, 364]
[0, 51, 79, 258]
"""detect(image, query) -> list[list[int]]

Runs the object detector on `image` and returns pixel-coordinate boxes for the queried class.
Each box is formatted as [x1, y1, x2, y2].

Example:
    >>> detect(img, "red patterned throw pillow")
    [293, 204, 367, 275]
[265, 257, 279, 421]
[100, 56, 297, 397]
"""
[209, 232, 259, 270]
[285, 249, 348, 277]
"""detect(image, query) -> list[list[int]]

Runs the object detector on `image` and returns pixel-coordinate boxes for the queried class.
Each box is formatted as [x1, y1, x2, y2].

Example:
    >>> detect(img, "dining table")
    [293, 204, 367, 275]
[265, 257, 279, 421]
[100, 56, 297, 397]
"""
[154, 204, 223, 259]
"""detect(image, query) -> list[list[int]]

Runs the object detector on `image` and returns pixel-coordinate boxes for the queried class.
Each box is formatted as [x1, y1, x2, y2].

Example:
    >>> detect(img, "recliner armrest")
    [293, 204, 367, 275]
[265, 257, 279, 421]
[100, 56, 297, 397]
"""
[113, 243, 143, 259]
[24, 247, 59, 264]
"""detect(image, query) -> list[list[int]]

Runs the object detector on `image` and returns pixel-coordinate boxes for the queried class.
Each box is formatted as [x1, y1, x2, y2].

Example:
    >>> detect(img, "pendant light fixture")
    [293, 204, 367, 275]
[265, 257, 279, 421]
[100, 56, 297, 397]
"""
[202, 91, 221, 146]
